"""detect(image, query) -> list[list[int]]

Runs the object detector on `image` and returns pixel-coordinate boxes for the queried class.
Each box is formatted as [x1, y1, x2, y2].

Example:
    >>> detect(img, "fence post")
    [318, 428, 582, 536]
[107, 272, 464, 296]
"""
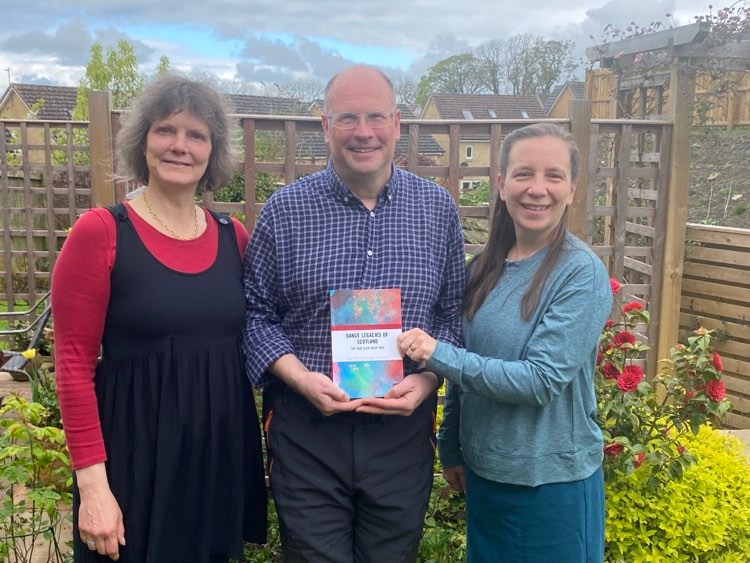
[88, 90, 115, 207]
[656, 59, 695, 372]
[568, 100, 592, 241]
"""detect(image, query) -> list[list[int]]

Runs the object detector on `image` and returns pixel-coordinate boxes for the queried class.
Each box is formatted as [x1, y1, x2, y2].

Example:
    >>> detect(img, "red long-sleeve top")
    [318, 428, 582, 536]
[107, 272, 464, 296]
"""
[51, 204, 249, 470]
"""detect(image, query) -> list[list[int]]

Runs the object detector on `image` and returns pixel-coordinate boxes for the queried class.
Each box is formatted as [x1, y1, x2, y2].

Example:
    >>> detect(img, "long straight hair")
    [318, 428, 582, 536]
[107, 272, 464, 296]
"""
[463, 123, 580, 321]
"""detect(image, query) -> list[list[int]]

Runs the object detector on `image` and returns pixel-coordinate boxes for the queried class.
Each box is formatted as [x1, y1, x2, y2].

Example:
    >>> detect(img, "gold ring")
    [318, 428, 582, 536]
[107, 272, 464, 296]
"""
[86, 540, 95, 548]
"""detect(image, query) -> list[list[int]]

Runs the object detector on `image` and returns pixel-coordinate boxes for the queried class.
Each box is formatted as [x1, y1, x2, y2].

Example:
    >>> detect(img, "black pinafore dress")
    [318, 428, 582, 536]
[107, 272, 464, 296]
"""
[73, 204, 267, 563]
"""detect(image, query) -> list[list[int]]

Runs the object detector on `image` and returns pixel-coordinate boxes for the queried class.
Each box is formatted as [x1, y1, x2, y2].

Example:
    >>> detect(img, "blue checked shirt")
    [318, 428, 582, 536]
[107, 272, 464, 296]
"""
[242, 161, 465, 388]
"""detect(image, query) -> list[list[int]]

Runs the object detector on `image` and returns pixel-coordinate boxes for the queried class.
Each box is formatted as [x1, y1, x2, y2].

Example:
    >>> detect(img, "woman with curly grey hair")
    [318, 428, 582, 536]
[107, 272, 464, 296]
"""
[52, 74, 267, 562]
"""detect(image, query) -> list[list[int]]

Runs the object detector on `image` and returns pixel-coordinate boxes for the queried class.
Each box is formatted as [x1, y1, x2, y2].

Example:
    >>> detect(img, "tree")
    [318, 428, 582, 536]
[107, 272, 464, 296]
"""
[530, 39, 578, 95]
[72, 40, 171, 119]
[474, 39, 505, 94]
[503, 34, 577, 96]
[416, 54, 486, 105]
[275, 78, 324, 103]
[390, 71, 419, 106]
[65, 40, 170, 166]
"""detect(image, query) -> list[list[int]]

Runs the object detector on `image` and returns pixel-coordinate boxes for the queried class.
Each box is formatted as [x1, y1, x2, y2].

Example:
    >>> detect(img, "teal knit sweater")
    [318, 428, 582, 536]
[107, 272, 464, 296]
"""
[432, 232, 612, 487]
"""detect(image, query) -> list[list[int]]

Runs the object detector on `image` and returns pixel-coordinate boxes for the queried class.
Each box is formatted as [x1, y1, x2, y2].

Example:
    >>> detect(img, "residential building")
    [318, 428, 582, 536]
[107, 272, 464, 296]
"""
[421, 93, 546, 189]
[544, 81, 585, 118]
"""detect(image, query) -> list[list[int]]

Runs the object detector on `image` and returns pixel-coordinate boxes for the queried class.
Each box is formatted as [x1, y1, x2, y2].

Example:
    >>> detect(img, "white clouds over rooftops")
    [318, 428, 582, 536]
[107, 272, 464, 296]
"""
[0, 0, 713, 88]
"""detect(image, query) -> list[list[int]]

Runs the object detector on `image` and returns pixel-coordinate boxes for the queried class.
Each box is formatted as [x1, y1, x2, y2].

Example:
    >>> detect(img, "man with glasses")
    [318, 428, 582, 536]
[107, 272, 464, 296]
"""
[242, 64, 465, 562]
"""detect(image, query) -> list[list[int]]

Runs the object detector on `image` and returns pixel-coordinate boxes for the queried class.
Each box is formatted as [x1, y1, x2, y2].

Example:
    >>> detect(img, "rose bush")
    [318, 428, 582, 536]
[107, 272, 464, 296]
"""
[595, 281, 733, 486]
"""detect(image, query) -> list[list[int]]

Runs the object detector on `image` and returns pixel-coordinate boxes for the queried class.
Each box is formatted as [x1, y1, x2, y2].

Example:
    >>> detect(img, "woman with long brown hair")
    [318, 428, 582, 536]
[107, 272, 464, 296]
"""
[400, 123, 611, 562]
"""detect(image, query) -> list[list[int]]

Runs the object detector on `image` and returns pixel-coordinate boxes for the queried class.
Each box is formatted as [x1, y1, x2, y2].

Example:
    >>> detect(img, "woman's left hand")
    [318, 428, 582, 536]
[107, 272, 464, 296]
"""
[398, 328, 437, 364]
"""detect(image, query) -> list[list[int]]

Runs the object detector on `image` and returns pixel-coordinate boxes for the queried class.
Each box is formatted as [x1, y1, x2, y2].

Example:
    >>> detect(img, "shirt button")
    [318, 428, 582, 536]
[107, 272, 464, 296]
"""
[344, 196, 349, 202]
[367, 250, 373, 257]
[369, 211, 375, 218]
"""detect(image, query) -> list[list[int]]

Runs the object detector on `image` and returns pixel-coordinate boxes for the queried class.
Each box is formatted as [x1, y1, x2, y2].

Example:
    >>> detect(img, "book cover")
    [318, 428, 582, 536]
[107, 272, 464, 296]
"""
[330, 288, 403, 398]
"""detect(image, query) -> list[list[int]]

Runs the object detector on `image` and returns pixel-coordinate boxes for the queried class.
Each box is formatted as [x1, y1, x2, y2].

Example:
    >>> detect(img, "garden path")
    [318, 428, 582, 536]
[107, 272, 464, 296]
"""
[0, 370, 32, 401]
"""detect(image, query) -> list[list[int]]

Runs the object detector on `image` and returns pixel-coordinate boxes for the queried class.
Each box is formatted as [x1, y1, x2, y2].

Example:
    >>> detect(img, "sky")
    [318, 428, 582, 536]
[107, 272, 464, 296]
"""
[0, 0, 716, 93]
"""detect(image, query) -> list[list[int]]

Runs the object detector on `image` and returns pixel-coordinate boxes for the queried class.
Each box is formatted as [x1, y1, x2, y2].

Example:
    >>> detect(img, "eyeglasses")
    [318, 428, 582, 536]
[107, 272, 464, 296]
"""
[326, 111, 396, 130]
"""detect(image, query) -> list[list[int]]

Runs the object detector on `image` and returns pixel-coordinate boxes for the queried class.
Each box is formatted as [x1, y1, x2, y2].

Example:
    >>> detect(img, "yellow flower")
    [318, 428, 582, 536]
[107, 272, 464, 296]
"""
[21, 348, 36, 360]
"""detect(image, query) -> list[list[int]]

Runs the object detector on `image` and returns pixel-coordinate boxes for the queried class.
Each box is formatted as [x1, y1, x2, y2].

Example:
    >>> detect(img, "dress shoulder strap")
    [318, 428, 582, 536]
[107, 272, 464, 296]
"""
[106, 203, 128, 221]
[206, 208, 231, 228]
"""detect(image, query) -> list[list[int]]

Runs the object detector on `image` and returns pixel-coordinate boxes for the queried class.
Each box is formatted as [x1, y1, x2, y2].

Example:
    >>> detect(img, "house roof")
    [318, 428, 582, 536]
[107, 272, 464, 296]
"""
[2, 83, 79, 120]
[425, 93, 546, 120]
[226, 94, 308, 115]
[543, 81, 586, 114]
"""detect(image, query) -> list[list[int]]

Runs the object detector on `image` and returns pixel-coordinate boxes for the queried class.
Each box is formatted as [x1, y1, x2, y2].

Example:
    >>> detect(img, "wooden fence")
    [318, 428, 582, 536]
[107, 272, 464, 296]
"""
[586, 68, 750, 127]
[682, 224, 750, 428]
[0, 118, 90, 313]
[7, 87, 750, 428]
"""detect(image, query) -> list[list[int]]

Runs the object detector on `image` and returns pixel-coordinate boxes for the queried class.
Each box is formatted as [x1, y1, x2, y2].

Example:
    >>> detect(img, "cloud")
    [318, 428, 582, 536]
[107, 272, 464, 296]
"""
[235, 34, 356, 84]
[0, 19, 93, 66]
[240, 36, 307, 71]
[1, 0, 722, 88]
[407, 33, 473, 77]
[92, 27, 156, 62]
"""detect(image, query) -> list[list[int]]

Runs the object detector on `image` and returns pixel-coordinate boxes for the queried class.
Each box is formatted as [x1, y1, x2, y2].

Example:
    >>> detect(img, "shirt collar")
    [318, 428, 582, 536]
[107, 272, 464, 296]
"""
[325, 160, 400, 205]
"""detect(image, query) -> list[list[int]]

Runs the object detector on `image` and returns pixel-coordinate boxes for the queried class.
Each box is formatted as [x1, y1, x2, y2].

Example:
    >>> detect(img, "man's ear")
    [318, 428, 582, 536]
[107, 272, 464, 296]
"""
[322, 115, 330, 143]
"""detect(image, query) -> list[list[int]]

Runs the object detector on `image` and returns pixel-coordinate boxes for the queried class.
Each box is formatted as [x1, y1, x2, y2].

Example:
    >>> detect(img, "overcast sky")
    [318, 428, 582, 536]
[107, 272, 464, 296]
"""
[1, 0, 715, 91]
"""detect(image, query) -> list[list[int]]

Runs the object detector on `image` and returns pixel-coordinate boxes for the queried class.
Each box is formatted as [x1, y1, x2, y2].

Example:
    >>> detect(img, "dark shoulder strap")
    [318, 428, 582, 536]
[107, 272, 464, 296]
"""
[206, 208, 238, 245]
[106, 203, 128, 221]
[206, 208, 231, 227]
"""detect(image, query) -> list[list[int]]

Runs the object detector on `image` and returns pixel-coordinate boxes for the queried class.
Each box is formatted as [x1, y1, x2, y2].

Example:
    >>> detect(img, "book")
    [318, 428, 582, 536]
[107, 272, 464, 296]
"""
[330, 288, 403, 398]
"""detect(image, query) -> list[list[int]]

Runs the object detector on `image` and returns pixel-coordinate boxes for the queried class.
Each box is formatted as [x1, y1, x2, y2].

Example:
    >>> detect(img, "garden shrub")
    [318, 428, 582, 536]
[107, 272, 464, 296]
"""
[605, 426, 750, 562]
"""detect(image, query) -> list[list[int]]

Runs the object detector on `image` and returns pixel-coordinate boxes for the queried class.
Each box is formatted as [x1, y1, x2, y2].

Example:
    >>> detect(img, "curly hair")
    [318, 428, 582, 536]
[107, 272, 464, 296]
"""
[115, 73, 236, 192]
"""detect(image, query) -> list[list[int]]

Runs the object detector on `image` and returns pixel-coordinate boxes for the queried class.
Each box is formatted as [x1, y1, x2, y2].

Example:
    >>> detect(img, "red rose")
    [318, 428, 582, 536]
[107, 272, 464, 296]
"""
[682, 390, 696, 403]
[601, 361, 621, 379]
[712, 352, 723, 372]
[616, 365, 644, 392]
[596, 351, 603, 366]
[613, 331, 636, 347]
[609, 278, 621, 295]
[705, 379, 726, 402]
[604, 319, 616, 329]
[604, 443, 624, 457]
[623, 301, 644, 313]
[633, 452, 645, 468]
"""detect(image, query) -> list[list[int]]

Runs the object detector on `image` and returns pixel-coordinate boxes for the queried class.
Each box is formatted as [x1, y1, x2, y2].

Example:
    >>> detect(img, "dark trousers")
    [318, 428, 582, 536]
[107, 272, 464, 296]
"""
[263, 384, 437, 563]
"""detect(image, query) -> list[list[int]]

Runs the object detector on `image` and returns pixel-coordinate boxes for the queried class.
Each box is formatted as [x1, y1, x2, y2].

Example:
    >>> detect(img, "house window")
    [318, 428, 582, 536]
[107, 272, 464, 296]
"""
[488, 110, 497, 118]
[465, 145, 473, 160]
[461, 109, 474, 119]
[520, 110, 530, 119]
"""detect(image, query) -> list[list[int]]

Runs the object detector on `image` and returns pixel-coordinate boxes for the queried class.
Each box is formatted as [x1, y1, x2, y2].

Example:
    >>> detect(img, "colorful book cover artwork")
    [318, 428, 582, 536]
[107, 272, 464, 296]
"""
[330, 288, 403, 398]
